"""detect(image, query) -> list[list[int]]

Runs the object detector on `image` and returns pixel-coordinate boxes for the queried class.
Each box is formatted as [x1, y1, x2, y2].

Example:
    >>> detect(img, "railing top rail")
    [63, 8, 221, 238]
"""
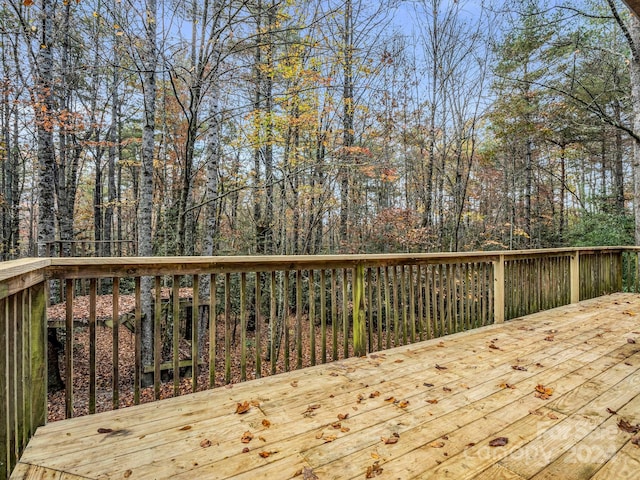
[0, 258, 51, 300]
[0, 246, 636, 283]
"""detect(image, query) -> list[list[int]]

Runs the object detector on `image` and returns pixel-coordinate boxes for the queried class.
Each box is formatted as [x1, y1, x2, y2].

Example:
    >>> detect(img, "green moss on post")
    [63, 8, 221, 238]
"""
[353, 264, 366, 357]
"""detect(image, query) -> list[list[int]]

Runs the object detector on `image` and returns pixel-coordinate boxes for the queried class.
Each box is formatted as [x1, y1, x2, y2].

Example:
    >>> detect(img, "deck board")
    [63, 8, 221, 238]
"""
[11, 293, 640, 479]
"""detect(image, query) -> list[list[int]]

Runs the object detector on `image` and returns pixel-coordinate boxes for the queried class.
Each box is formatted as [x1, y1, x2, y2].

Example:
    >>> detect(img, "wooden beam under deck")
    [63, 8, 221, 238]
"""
[11, 293, 640, 479]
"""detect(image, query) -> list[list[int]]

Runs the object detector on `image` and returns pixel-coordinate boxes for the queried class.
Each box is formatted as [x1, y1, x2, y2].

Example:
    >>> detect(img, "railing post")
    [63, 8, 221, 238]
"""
[29, 282, 48, 432]
[353, 264, 366, 356]
[570, 251, 580, 303]
[493, 255, 505, 324]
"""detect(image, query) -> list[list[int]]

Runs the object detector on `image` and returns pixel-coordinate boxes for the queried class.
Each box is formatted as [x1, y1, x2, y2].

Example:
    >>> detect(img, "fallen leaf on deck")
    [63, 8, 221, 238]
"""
[179, 425, 192, 431]
[628, 338, 637, 344]
[535, 363, 544, 368]
[489, 437, 509, 447]
[499, 382, 516, 389]
[435, 364, 447, 370]
[341, 427, 350, 432]
[259, 436, 266, 442]
[429, 441, 445, 448]
[512, 365, 527, 371]
[426, 399, 439, 404]
[315, 431, 324, 439]
[547, 413, 558, 420]
[200, 439, 212, 448]
[291, 380, 299, 387]
[544, 335, 555, 341]
[357, 393, 365, 403]
[97, 428, 113, 434]
[369, 391, 381, 398]
[303, 404, 321, 416]
[241, 431, 254, 443]
[258, 451, 272, 458]
[250, 400, 261, 407]
[123, 470, 132, 478]
[294, 466, 319, 480]
[632, 437, 640, 447]
[332, 422, 342, 429]
[465, 442, 476, 448]
[534, 384, 554, 399]
[394, 359, 404, 363]
[338, 413, 349, 420]
[262, 419, 271, 428]
[242, 447, 250, 453]
[437, 341, 445, 347]
[489, 343, 500, 350]
[398, 400, 410, 408]
[382, 432, 400, 445]
[384, 396, 396, 403]
[443, 387, 452, 392]
[236, 401, 251, 414]
[366, 461, 384, 478]
[529, 410, 543, 416]
[323, 435, 338, 443]
[623, 311, 636, 316]
[617, 418, 640, 434]
[423, 382, 434, 387]
[607, 408, 618, 415]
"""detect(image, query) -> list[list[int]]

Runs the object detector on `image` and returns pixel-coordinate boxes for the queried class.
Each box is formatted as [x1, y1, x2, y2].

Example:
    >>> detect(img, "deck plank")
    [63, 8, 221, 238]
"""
[11, 293, 640, 480]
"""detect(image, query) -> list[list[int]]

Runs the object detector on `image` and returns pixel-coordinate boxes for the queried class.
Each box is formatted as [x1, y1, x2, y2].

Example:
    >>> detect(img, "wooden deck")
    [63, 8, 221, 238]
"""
[11, 293, 640, 480]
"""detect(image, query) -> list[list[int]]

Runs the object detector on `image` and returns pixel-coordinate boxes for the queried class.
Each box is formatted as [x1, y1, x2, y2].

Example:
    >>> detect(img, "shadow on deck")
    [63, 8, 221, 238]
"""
[11, 293, 640, 479]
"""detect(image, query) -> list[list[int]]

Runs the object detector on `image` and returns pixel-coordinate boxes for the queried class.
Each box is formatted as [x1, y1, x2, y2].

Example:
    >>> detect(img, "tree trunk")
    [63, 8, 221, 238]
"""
[139, 0, 158, 382]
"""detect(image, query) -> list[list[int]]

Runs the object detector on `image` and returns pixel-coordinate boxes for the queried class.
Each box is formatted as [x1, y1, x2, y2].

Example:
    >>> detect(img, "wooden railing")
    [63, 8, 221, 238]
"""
[1, 246, 638, 477]
[41, 240, 137, 258]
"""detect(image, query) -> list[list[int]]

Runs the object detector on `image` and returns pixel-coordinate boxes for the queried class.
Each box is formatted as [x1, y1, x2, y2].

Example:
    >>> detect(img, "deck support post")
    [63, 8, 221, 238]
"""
[352, 264, 366, 356]
[493, 255, 505, 324]
[570, 251, 580, 303]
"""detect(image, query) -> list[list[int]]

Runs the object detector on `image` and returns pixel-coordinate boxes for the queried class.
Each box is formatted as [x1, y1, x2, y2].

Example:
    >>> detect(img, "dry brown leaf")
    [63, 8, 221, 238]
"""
[632, 437, 640, 447]
[488, 343, 500, 350]
[384, 396, 396, 403]
[241, 431, 254, 443]
[366, 461, 384, 478]
[242, 447, 250, 453]
[465, 442, 476, 448]
[628, 338, 637, 344]
[382, 435, 399, 445]
[332, 422, 342, 429]
[535, 384, 554, 397]
[547, 412, 559, 420]
[394, 359, 404, 363]
[262, 419, 271, 428]
[179, 425, 192, 431]
[290, 380, 299, 387]
[357, 393, 365, 403]
[200, 439, 212, 448]
[97, 428, 113, 434]
[236, 401, 251, 414]
[529, 409, 543, 416]
[258, 451, 271, 458]
[544, 335, 555, 341]
[341, 427, 350, 433]
[338, 413, 349, 420]
[607, 408, 618, 415]
[429, 441, 445, 448]
[398, 400, 410, 408]
[323, 435, 337, 443]
[369, 391, 381, 398]
[435, 364, 447, 370]
[489, 437, 509, 447]
[315, 431, 324, 439]
[623, 311, 636, 316]
[617, 418, 640, 434]
[423, 382, 434, 387]
[443, 387, 452, 392]
[426, 399, 439, 404]
[296, 467, 319, 480]
[511, 365, 527, 371]
[499, 382, 516, 389]
[123, 470, 132, 478]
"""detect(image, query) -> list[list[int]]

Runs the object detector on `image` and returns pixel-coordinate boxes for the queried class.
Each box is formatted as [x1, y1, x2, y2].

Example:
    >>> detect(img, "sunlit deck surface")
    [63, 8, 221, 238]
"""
[12, 293, 640, 480]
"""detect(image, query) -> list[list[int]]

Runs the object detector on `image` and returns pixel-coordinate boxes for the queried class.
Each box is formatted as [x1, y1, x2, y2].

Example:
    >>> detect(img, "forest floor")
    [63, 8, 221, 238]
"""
[46, 295, 357, 422]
